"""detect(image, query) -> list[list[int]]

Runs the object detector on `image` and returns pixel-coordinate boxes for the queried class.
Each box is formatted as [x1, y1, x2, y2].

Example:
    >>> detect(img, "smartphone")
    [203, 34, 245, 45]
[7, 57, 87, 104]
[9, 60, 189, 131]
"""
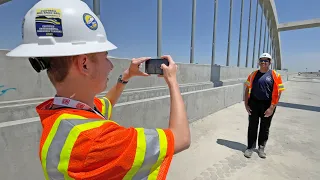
[145, 58, 169, 75]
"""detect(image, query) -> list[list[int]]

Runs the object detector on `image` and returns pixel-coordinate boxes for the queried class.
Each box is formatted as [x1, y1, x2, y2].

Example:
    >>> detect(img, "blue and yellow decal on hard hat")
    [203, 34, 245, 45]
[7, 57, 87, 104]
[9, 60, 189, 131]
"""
[83, 13, 98, 30]
[35, 8, 63, 37]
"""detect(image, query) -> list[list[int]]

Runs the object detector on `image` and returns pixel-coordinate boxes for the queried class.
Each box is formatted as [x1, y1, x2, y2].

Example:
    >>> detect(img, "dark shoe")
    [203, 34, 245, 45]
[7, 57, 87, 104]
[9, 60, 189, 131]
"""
[244, 148, 253, 158]
[258, 146, 266, 158]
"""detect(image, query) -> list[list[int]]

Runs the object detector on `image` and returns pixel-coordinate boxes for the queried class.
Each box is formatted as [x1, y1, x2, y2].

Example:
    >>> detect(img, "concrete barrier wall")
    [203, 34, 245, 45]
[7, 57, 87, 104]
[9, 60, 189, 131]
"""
[0, 82, 214, 123]
[0, 83, 245, 180]
[211, 65, 290, 84]
[0, 49, 211, 101]
[1, 49, 290, 102]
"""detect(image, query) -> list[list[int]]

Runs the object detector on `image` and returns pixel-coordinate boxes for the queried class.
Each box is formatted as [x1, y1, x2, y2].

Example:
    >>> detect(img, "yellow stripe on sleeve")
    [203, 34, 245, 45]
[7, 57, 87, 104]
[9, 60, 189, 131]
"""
[123, 128, 147, 180]
[148, 129, 168, 180]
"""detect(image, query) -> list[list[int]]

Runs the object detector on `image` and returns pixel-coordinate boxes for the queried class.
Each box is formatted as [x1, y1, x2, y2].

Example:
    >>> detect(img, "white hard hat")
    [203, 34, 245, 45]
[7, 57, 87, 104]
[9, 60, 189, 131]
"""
[7, 0, 117, 58]
[259, 53, 272, 60]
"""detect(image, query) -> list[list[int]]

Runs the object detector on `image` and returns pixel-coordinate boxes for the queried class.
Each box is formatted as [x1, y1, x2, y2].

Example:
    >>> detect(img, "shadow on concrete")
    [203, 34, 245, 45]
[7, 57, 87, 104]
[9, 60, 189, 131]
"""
[278, 102, 320, 112]
[290, 80, 320, 84]
[216, 139, 247, 153]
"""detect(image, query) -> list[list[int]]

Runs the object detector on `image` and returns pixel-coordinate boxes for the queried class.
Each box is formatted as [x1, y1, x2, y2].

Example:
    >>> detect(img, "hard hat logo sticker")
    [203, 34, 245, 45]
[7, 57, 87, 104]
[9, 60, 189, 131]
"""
[83, 13, 98, 30]
[35, 8, 63, 37]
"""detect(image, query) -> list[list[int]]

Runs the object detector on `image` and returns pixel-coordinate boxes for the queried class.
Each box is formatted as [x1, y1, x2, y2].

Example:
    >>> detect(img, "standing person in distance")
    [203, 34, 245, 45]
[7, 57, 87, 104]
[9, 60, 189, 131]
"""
[6, 0, 191, 179]
[243, 53, 285, 159]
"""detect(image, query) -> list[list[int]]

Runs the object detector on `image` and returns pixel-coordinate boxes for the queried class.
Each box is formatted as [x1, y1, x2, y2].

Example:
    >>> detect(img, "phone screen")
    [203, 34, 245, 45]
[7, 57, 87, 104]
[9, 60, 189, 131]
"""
[145, 58, 169, 75]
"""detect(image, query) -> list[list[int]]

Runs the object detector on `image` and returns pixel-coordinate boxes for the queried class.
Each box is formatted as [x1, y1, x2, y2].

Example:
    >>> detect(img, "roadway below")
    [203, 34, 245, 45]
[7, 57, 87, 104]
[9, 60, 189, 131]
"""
[167, 78, 320, 180]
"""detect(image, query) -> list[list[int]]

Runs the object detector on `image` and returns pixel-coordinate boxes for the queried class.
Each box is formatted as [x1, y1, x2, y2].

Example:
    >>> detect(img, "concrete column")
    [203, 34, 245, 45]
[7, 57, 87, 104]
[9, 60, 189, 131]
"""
[266, 20, 270, 53]
[251, 0, 259, 68]
[190, 0, 196, 63]
[226, 0, 233, 66]
[274, 48, 277, 70]
[157, 0, 162, 57]
[257, 3, 263, 68]
[272, 43, 275, 69]
[269, 36, 272, 54]
[263, 11, 268, 53]
[245, 0, 252, 67]
[270, 39, 274, 57]
[237, 0, 244, 67]
[211, 0, 218, 65]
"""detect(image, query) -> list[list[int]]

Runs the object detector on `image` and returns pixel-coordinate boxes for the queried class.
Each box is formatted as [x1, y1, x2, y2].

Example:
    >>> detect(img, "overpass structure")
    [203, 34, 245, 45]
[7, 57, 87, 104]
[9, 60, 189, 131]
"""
[0, 0, 320, 180]
[278, 18, 320, 32]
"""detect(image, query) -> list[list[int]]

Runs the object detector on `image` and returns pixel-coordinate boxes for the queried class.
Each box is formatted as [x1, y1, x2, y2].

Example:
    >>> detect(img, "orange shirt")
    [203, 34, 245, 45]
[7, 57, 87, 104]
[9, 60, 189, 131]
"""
[245, 70, 285, 105]
[36, 97, 174, 180]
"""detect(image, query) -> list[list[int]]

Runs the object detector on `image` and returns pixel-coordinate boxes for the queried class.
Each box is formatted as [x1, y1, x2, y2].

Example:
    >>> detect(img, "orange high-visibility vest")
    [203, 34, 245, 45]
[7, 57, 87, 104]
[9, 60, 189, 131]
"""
[245, 70, 285, 105]
[36, 97, 174, 180]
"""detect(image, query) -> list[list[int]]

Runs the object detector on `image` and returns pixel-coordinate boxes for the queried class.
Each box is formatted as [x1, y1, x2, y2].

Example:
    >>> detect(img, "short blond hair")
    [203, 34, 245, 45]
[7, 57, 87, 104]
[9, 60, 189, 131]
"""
[46, 53, 97, 85]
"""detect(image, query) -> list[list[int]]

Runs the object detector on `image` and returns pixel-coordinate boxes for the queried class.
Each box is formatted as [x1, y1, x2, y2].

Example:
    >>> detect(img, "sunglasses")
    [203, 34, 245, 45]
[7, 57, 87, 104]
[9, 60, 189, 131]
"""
[259, 59, 270, 63]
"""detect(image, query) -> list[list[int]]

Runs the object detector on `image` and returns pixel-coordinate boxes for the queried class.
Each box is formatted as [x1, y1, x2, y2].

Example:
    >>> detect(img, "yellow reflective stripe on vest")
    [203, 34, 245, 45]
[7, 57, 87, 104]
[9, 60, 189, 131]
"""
[273, 70, 281, 78]
[41, 112, 118, 180]
[148, 129, 168, 180]
[57, 120, 109, 180]
[99, 98, 106, 117]
[47, 119, 97, 180]
[106, 97, 112, 120]
[123, 128, 167, 180]
[123, 128, 147, 180]
[41, 114, 86, 180]
[99, 97, 112, 120]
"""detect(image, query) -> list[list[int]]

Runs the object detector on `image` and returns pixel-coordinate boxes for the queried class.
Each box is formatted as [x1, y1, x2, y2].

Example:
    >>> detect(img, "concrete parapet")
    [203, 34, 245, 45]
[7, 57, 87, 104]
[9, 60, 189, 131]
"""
[0, 50, 211, 101]
[211, 65, 255, 87]
[0, 82, 213, 123]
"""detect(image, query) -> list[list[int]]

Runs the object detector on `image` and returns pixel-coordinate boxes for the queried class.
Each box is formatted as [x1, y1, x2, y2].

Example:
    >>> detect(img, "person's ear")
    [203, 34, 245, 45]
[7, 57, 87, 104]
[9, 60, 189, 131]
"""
[75, 55, 90, 76]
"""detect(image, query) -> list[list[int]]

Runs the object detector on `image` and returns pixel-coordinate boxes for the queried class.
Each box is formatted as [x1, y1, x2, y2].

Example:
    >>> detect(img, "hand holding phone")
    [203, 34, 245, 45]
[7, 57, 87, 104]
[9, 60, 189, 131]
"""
[145, 58, 169, 75]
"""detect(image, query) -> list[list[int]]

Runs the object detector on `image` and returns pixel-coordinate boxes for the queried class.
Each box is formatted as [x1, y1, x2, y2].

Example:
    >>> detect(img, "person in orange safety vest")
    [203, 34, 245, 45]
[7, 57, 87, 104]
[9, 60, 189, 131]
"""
[243, 52, 285, 159]
[6, 0, 191, 179]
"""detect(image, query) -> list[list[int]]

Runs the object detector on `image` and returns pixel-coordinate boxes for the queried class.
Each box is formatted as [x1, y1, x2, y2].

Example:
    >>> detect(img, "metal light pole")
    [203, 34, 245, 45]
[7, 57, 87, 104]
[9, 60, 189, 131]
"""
[157, 0, 162, 58]
[251, 0, 259, 68]
[211, 0, 218, 65]
[226, 0, 233, 66]
[93, 0, 100, 19]
[237, 0, 244, 67]
[190, 0, 196, 63]
[245, 0, 252, 67]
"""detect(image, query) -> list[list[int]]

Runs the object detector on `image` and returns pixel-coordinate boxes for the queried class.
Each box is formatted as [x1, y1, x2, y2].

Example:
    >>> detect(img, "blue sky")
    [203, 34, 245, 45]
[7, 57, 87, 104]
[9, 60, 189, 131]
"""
[0, 0, 319, 72]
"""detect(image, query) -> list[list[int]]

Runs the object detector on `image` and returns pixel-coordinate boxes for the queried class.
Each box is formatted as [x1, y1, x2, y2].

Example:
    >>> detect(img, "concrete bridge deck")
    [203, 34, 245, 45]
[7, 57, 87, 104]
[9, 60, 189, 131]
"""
[168, 78, 320, 180]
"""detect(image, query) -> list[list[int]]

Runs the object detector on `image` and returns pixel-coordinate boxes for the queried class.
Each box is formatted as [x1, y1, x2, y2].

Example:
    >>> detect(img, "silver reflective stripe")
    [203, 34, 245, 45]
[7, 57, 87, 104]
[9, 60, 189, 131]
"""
[46, 119, 96, 179]
[132, 129, 160, 180]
